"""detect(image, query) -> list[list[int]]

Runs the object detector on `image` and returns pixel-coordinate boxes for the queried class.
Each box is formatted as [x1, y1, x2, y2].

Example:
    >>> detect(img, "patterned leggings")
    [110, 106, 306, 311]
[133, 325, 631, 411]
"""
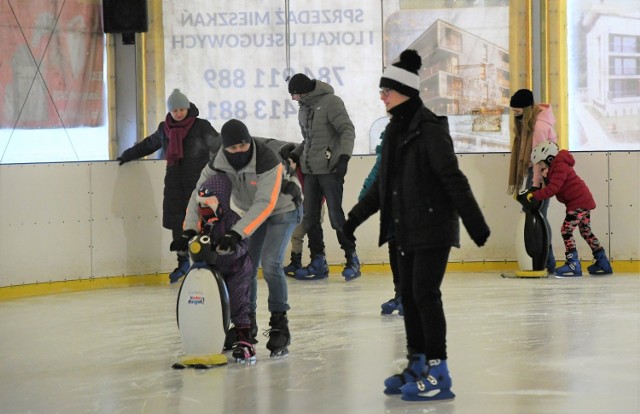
[560, 208, 602, 253]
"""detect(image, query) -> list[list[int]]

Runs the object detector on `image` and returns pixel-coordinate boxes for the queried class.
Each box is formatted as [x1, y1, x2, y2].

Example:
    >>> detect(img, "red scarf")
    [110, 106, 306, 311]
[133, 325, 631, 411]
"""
[164, 113, 196, 166]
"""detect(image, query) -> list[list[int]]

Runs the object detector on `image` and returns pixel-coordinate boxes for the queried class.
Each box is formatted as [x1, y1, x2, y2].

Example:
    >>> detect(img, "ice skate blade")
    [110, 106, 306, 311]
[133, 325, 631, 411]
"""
[234, 356, 257, 364]
[401, 388, 455, 402]
[269, 348, 289, 358]
[589, 270, 613, 276]
[294, 273, 328, 281]
[343, 273, 361, 282]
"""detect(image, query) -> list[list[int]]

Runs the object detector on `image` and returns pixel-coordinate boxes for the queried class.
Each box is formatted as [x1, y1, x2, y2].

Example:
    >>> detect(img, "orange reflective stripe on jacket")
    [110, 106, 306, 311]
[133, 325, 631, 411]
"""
[240, 163, 283, 235]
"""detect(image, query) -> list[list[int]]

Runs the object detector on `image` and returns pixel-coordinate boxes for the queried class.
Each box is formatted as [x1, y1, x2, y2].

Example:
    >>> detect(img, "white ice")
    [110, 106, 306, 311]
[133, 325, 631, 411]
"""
[0, 272, 639, 414]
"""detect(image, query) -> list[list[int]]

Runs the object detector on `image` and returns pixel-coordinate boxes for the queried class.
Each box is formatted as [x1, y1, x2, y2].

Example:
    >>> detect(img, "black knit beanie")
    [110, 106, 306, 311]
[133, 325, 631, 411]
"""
[220, 119, 252, 148]
[510, 89, 534, 108]
[288, 73, 315, 94]
[379, 49, 422, 98]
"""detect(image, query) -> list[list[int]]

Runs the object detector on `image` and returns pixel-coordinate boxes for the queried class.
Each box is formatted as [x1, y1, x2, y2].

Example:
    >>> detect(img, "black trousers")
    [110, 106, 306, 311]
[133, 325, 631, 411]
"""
[397, 246, 451, 360]
[302, 173, 355, 257]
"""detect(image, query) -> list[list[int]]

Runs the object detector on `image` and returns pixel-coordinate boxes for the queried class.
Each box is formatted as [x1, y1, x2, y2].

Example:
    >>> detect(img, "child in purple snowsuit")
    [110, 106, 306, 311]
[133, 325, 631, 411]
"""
[196, 173, 255, 361]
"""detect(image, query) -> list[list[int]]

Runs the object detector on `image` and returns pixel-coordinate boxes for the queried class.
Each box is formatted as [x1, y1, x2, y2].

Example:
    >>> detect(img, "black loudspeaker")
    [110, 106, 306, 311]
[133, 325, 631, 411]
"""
[102, 0, 148, 33]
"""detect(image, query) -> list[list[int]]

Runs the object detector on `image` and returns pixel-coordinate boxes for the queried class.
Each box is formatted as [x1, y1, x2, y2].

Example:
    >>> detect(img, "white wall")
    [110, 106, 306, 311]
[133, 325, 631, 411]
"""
[0, 152, 638, 287]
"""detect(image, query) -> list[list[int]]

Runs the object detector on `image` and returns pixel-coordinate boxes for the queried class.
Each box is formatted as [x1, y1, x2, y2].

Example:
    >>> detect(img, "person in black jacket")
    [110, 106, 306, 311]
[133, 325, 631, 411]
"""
[117, 89, 220, 283]
[342, 50, 490, 401]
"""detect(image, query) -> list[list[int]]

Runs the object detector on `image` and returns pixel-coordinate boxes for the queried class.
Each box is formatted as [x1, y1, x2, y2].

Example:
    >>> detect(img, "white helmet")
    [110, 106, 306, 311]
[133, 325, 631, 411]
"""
[531, 141, 559, 165]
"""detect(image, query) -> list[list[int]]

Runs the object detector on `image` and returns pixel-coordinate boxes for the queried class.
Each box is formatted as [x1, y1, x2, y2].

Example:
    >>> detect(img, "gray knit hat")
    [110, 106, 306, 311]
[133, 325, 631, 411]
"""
[167, 89, 190, 111]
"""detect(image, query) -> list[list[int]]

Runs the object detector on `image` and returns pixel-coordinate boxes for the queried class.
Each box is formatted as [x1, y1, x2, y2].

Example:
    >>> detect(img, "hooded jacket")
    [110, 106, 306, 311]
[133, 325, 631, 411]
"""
[532, 150, 595, 211]
[291, 80, 355, 174]
[197, 173, 251, 276]
[184, 138, 297, 238]
[530, 104, 557, 187]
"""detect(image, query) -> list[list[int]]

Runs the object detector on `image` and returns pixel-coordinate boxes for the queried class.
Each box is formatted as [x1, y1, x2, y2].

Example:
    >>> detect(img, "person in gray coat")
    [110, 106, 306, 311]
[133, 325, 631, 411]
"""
[182, 119, 301, 357]
[286, 73, 360, 281]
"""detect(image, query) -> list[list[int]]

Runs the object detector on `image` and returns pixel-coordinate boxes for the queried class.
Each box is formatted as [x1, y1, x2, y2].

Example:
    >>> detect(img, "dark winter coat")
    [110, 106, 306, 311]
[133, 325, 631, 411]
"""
[532, 150, 595, 211]
[348, 103, 490, 252]
[119, 103, 220, 230]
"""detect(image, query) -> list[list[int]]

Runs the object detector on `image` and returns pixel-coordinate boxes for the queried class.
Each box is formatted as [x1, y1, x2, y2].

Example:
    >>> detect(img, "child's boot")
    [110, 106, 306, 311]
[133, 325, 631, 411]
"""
[342, 252, 361, 281]
[169, 254, 190, 284]
[294, 254, 329, 280]
[546, 246, 556, 274]
[283, 252, 302, 277]
[383, 351, 426, 395]
[555, 249, 582, 278]
[400, 359, 456, 401]
[231, 325, 256, 364]
[587, 248, 613, 275]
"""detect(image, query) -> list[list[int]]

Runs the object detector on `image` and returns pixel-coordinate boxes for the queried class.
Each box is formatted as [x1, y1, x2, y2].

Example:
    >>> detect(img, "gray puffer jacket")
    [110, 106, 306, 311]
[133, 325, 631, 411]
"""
[291, 80, 355, 175]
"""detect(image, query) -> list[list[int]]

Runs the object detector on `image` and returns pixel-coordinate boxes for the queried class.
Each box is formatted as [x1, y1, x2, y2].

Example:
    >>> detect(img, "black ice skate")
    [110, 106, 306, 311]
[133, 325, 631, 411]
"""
[224, 312, 258, 350]
[265, 311, 290, 357]
[231, 326, 256, 364]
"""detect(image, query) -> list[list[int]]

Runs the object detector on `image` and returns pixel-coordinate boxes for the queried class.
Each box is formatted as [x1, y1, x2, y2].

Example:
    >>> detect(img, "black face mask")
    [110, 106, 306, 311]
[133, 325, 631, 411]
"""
[225, 145, 253, 170]
[515, 114, 523, 120]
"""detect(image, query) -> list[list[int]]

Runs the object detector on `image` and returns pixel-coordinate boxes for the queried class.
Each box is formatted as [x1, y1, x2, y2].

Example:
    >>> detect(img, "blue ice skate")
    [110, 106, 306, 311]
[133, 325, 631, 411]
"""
[400, 359, 455, 401]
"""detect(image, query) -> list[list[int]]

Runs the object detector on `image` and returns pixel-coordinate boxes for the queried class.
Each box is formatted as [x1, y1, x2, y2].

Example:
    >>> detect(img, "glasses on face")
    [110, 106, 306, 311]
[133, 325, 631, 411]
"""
[379, 88, 392, 97]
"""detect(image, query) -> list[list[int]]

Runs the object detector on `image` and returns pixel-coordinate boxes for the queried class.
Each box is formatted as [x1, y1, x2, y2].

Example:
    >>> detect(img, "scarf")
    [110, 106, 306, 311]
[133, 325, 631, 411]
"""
[164, 112, 196, 166]
[507, 120, 532, 195]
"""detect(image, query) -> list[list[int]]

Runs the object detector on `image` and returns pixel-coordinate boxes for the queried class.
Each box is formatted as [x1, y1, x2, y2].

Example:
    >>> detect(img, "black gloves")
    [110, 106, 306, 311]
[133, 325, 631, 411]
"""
[333, 155, 350, 178]
[342, 218, 357, 244]
[216, 230, 242, 253]
[288, 151, 300, 165]
[170, 229, 197, 252]
[282, 180, 302, 206]
[279, 143, 297, 161]
[516, 188, 541, 212]
[471, 228, 490, 247]
[117, 157, 127, 166]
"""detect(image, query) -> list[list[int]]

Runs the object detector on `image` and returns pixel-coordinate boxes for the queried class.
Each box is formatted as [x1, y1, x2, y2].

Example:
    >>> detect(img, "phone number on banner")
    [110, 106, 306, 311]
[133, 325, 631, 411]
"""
[206, 99, 304, 121]
[203, 66, 346, 89]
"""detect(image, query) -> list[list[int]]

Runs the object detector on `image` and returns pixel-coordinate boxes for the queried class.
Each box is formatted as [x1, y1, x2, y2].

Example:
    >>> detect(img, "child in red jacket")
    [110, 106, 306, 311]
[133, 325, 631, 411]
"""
[526, 142, 613, 277]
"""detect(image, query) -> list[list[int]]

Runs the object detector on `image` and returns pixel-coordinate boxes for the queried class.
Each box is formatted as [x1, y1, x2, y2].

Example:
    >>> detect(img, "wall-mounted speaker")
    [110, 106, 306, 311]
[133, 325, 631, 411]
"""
[102, 0, 148, 33]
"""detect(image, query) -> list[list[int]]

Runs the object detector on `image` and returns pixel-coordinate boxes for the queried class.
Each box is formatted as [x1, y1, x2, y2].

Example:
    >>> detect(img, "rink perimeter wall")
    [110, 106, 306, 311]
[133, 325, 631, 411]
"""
[0, 152, 638, 294]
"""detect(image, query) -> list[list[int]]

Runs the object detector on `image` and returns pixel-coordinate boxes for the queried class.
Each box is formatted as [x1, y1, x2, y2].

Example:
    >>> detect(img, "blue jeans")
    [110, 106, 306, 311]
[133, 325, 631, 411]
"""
[248, 206, 302, 313]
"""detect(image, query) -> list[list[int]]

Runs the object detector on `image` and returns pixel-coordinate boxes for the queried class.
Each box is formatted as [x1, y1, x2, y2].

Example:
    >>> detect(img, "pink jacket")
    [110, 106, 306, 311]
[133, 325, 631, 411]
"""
[531, 104, 557, 187]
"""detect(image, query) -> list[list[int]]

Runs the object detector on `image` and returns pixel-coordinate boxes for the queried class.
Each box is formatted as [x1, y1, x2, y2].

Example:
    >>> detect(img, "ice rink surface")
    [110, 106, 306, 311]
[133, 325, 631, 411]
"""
[1, 272, 638, 414]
